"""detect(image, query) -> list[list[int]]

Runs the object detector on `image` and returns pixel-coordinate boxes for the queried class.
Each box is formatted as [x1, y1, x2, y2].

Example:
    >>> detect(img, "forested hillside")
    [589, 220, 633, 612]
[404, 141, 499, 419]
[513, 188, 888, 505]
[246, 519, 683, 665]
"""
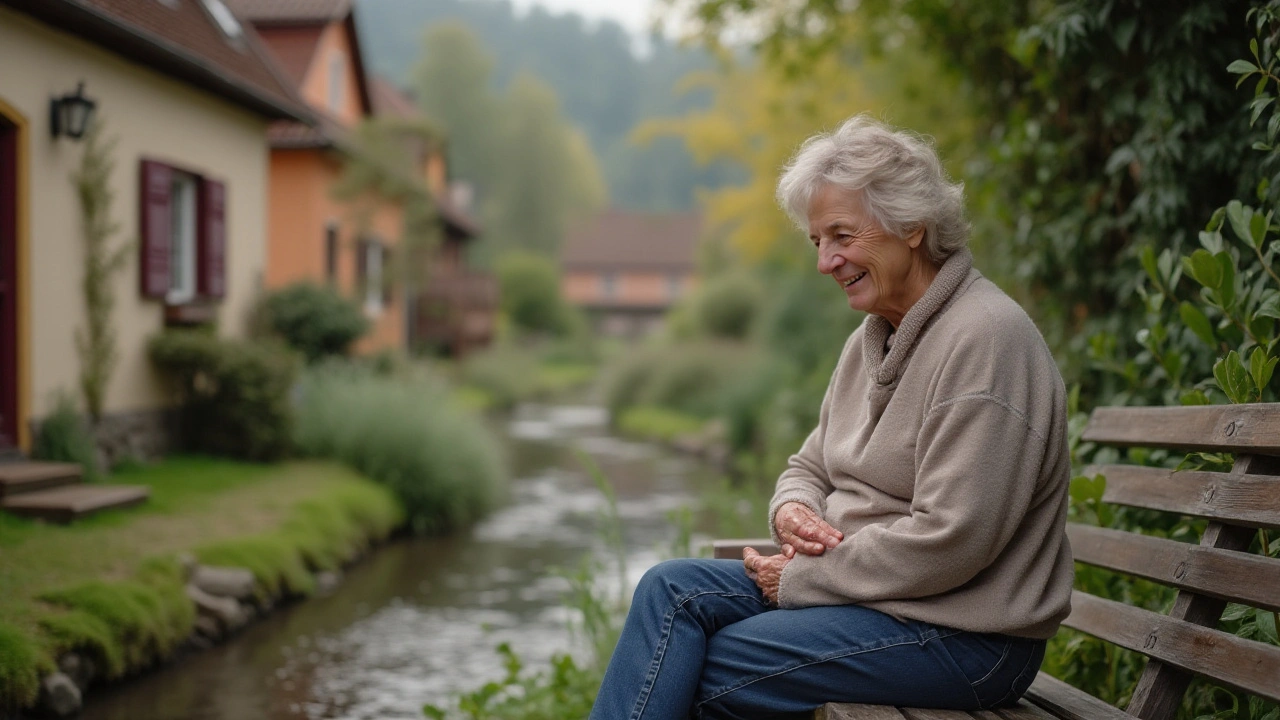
[354, 0, 739, 211]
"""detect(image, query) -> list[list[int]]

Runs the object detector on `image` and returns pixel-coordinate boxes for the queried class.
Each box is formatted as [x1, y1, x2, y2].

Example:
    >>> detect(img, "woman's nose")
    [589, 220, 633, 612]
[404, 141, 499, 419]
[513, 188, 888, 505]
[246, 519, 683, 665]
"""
[817, 247, 845, 275]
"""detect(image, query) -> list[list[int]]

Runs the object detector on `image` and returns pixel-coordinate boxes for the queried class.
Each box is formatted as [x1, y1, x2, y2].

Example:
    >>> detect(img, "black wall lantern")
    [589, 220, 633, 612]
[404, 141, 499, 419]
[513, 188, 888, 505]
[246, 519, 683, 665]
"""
[50, 82, 97, 140]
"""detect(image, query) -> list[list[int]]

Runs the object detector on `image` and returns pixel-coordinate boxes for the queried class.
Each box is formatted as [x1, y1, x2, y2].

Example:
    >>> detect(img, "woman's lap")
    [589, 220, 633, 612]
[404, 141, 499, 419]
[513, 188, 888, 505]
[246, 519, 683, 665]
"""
[589, 558, 1043, 720]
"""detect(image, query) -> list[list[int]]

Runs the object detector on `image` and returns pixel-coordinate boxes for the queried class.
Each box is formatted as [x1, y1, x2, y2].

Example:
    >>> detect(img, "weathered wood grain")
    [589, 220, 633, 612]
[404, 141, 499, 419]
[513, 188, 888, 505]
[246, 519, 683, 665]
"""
[1124, 454, 1271, 719]
[1024, 672, 1130, 720]
[817, 703, 908, 719]
[1065, 523, 1280, 612]
[1063, 590, 1280, 702]
[711, 538, 780, 560]
[1082, 404, 1280, 454]
[992, 702, 1063, 720]
[1087, 464, 1280, 528]
[898, 708, 977, 719]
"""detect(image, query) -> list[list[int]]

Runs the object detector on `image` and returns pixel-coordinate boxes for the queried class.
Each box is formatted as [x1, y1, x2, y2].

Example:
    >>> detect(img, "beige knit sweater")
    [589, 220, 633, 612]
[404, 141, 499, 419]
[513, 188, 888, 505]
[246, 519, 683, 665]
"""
[770, 249, 1074, 640]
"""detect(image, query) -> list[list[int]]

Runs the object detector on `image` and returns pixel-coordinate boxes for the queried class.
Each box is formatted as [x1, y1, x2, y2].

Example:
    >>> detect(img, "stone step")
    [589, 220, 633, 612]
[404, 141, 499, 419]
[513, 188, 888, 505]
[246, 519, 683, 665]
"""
[0, 462, 83, 498]
[1, 484, 148, 523]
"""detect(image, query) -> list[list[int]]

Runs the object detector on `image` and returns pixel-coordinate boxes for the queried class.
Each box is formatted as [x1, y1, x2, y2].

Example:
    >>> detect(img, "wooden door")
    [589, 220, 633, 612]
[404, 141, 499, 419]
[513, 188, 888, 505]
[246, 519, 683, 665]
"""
[0, 118, 19, 449]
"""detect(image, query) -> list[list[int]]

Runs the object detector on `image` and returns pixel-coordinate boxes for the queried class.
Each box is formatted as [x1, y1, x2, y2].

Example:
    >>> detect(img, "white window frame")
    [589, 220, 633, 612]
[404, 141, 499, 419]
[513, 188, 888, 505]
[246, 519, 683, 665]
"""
[364, 241, 383, 317]
[167, 173, 199, 305]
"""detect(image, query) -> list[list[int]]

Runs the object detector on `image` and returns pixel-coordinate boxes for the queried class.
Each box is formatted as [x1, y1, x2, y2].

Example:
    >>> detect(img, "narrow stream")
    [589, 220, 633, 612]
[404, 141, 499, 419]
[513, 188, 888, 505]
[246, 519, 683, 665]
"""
[80, 404, 718, 720]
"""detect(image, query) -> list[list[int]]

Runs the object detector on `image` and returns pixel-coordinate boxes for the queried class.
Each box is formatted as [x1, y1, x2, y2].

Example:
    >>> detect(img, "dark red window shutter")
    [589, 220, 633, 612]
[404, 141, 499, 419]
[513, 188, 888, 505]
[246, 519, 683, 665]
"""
[356, 238, 368, 297]
[382, 246, 393, 305]
[198, 178, 226, 298]
[139, 160, 172, 298]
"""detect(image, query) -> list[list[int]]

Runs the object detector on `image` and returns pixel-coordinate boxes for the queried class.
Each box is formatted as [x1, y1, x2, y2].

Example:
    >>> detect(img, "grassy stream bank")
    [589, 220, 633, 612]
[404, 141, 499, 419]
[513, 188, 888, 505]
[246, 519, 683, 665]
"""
[0, 458, 403, 710]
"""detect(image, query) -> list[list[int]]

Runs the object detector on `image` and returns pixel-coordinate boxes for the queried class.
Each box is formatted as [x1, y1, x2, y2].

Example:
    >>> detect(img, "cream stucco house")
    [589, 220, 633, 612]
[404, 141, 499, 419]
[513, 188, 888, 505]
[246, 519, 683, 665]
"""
[0, 0, 309, 457]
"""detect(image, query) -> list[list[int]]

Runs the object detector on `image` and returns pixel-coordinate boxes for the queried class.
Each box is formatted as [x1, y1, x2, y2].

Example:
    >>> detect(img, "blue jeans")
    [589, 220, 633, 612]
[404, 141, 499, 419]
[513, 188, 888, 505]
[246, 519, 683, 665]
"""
[589, 559, 1045, 720]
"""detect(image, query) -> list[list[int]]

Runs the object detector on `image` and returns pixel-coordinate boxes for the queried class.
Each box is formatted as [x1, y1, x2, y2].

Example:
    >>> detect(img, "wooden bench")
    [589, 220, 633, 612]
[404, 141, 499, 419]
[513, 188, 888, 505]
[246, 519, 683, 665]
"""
[714, 403, 1280, 719]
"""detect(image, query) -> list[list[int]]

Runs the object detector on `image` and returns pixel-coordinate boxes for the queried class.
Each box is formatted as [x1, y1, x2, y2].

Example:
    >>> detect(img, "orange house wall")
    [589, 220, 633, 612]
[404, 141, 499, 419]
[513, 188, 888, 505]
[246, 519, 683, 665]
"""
[265, 149, 405, 354]
[563, 270, 697, 307]
[298, 21, 365, 126]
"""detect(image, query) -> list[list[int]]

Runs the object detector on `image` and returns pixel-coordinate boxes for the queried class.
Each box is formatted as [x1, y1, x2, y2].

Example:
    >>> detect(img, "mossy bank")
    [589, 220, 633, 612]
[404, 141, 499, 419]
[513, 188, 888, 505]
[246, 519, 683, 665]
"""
[0, 458, 404, 715]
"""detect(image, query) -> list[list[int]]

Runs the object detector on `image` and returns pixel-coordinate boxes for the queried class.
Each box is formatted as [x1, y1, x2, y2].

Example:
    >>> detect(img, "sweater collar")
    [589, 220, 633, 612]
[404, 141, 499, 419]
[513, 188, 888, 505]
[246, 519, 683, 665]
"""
[863, 248, 974, 386]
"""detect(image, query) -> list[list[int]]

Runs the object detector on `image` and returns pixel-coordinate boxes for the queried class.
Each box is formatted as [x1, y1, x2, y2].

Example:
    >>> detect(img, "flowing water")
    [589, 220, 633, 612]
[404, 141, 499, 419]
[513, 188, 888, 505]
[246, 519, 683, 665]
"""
[80, 404, 719, 720]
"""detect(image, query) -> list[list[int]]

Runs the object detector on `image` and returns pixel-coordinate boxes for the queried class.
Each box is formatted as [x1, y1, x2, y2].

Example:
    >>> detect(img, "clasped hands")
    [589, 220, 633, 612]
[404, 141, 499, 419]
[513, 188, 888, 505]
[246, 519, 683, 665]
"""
[743, 501, 843, 604]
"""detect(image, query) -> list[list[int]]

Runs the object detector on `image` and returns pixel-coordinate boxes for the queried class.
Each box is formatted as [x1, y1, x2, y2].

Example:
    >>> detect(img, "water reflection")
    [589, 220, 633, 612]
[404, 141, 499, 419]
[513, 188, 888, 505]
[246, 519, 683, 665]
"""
[80, 405, 715, 720]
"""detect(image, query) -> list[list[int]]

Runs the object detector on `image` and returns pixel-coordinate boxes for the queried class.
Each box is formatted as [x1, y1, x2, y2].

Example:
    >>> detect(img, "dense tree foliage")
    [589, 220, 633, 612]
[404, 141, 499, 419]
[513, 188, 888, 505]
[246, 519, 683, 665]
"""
[410, 23, 605, 259]
[681, 0, 1266, 389]
[355, 0, 739, 211]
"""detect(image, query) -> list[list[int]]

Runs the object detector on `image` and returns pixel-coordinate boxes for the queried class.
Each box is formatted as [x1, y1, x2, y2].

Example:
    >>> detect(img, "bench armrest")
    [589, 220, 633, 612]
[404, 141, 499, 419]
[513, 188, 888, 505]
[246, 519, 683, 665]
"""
[712, 539, 780, 559]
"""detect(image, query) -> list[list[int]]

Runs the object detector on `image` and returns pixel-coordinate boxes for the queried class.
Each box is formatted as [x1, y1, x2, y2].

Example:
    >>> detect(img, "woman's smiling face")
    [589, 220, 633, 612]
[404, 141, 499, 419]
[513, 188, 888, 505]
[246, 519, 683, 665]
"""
[806, 183, 934, 327]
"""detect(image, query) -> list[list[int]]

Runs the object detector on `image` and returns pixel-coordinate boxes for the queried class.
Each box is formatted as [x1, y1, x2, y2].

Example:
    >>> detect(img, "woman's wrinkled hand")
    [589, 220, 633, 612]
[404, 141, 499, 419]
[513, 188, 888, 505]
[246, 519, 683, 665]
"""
[743, 547, 790, 605]
[773, 501, 843, 556]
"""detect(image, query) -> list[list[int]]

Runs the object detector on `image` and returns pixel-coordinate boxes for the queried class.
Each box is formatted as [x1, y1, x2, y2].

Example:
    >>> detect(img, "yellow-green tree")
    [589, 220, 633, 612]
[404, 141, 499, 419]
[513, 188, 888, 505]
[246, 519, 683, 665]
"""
[633, 18, 979, 268]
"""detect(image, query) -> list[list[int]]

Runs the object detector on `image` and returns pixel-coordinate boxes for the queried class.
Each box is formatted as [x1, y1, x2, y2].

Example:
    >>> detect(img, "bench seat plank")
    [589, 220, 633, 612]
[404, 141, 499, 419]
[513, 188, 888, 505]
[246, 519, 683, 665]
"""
[899, 709, 984, 719]
[1063, 590, 1280, 701]
[1065, 523, 1280, 612]
[817, 704, 908, 719]
[1024, 672, 1129, 720]
[987, 702, 1065, 719]
[1088, 464, 1280, 529]
[1082, 404, 1280, 454]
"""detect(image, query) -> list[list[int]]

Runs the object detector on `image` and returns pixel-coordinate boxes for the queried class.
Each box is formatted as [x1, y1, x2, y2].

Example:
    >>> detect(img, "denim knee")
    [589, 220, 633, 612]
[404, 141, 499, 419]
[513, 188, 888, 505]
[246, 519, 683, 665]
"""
[633, 558, 702, 603]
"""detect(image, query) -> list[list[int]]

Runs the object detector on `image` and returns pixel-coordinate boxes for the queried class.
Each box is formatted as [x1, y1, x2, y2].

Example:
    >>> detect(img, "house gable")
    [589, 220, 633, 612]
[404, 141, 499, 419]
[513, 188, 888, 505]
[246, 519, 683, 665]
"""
[297, 18, 367, 126]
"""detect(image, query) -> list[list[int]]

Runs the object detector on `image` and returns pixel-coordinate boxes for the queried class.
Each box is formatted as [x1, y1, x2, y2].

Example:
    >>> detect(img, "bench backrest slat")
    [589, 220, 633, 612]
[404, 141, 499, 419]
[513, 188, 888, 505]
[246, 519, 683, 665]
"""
[1089, 463, 1280, 528]
[1062, 590, 1280, 702]
[1026, 673, 1131, 720]
[1082, 405, 1280, 454]
[1066, 523, 1280, 612]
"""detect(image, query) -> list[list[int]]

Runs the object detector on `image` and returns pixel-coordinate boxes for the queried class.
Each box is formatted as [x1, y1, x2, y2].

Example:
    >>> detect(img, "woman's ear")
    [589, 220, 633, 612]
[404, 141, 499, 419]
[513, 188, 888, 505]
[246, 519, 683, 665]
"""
[905, 225, 926, 249]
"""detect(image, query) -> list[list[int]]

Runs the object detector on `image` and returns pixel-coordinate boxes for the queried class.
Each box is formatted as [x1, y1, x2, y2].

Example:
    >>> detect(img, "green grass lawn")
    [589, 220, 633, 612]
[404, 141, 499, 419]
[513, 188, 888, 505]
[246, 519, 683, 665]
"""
[0, 457, 403, 708]
[616, 405, 709, 442]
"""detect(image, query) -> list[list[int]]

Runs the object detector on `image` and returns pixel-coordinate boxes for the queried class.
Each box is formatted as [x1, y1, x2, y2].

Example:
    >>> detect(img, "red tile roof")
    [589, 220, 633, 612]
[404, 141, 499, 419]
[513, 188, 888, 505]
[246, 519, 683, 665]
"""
[562, 210, 702, 272]
[224, 0, 349, 24]
[1, 0, 309, 120]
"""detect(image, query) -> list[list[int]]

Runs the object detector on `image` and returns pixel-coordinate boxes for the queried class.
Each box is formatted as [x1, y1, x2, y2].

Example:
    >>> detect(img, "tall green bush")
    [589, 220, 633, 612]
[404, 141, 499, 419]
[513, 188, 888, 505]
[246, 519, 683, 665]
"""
[31, 393, 101, 482]
[149, 331, 298, 461]
[495, 250, 581, 337]
[693, 270, 762, 340]
[263, 282, 371, 362]
[293, 365, 506, 533]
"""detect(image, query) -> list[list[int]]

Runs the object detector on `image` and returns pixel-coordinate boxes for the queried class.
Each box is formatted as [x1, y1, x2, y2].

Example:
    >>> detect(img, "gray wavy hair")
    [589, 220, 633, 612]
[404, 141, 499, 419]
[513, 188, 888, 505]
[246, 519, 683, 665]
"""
[776, 115, 969, 265]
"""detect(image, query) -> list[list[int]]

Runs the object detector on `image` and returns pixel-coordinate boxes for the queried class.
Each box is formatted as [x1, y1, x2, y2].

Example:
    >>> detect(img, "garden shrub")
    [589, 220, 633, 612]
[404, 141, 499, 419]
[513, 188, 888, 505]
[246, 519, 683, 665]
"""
[694, 270, 762, 339]
[495, 250, 579, 337]
[149, 330, 298, 462]
[31, 392, 101, 482]
[293, 365, 505, 533]
[262, 282, 370, 362]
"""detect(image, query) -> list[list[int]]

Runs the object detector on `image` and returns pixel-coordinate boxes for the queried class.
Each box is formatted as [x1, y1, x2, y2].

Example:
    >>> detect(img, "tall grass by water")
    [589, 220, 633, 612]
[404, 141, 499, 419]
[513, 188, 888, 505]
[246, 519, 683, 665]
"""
[293, 365, 507, 534]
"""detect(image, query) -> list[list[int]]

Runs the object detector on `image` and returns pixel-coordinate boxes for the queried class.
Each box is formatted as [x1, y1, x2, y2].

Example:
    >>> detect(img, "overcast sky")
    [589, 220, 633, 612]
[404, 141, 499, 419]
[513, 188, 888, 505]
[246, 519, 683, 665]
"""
[507, 0, 658, 36]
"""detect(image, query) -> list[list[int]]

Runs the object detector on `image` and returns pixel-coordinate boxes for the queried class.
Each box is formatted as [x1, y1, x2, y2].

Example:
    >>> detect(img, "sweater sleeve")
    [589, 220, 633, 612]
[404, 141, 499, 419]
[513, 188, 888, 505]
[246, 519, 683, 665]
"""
[776, 392, 1048, 607]
[766, 345, 848, 545]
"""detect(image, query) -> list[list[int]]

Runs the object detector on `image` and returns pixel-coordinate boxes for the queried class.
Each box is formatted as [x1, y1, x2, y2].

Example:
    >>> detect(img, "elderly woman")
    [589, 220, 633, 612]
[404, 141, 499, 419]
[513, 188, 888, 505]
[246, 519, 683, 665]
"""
[588, 115, 1074, 720]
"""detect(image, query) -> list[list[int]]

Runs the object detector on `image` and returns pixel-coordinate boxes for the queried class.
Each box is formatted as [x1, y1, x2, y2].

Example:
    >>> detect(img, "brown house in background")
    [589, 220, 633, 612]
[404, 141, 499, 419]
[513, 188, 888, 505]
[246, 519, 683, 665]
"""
[561, 209, 702, 337]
